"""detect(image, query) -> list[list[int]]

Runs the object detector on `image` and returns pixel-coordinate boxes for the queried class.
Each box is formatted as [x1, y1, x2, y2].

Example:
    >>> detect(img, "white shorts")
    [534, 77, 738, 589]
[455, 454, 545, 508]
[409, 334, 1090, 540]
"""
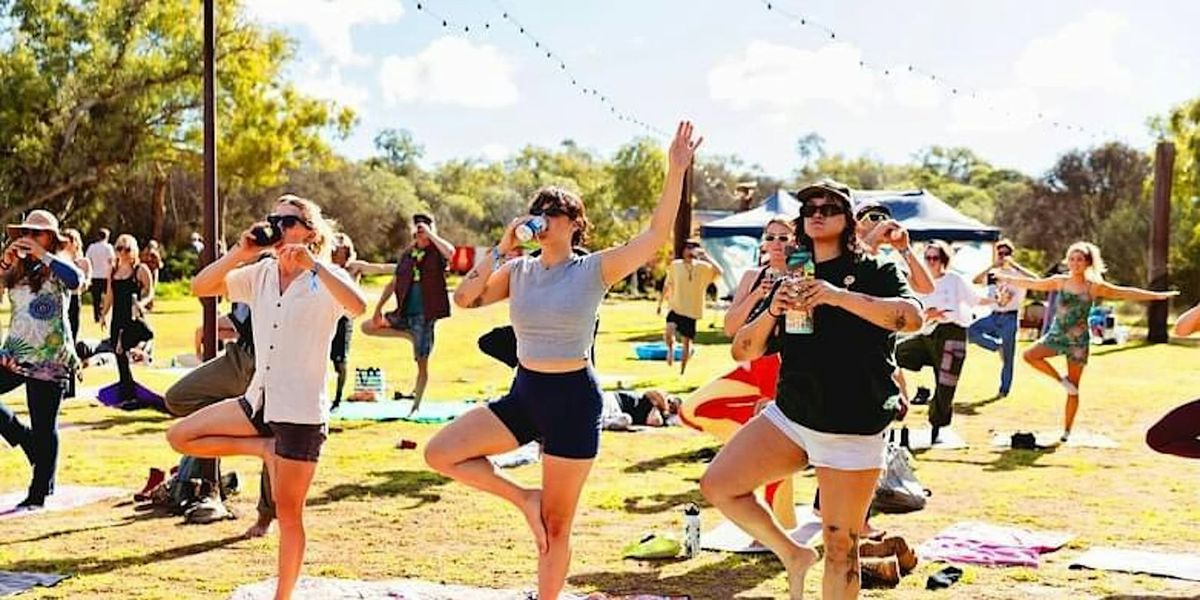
[762, 403, 886, 471]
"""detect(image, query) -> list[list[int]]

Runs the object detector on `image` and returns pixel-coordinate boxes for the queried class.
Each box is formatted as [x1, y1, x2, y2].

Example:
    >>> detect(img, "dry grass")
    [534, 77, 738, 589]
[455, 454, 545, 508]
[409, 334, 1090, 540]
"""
[0, 291, 1198, 599]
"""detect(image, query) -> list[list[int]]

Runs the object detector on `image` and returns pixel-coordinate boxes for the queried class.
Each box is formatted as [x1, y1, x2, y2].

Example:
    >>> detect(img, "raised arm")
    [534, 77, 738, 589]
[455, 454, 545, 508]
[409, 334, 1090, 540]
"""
[1174, 302, 1200, 337]
[421, 224, 456, 261]
[193, 228, 259, 298]
[279, 245, 368, 317]
[723, 268, 764, 337]
[452, 219, 525, 309]
[732, 287, 788, 362]
[598, 121, 703, 286]
[995, 273, 1063, 293]
[348, 259, 397, 277]
[1093, 281, 1178, 303]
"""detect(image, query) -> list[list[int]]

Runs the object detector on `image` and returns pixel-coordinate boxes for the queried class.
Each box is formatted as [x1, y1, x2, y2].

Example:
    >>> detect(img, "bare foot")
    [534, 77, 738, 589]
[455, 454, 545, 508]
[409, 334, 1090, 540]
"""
[243, 515, 274, 538]
[519, 489, 548, 555]
[782, 545, 819, 599]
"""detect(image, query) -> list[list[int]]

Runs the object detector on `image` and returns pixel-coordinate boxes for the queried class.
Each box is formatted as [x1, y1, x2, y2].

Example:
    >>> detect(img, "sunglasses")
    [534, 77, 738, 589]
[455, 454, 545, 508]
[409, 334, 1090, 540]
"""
[997, 249, 1013, 257]
[858, 211, 888, 223]
[529, 205, 568, 218]
[267, 214, 312, 230]
[762, 234, 793, 243]
[116, 246, 132, 253]
[800, 203, 847, 218]
[924, 254, 942, 262]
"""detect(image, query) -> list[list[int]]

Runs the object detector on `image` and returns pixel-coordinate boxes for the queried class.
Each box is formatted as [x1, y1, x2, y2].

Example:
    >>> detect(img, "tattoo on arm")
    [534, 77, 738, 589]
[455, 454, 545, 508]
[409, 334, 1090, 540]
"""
[891, 310, 908, 331]
[466, 270, 480, 281]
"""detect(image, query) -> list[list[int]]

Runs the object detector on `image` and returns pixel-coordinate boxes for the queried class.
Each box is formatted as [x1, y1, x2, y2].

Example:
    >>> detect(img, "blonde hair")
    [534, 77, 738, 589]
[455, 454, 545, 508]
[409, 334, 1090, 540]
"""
[114, 234, 140, 266]
[277, 194, 336, 261]
[63, 228, 84, 255]
[764, 217, 796, 233]
[1065, 241, 1106, 282]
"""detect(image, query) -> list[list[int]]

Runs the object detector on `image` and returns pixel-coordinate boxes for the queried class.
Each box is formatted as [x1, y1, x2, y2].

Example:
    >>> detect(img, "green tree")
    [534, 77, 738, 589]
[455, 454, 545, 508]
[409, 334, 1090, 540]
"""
[0, 0, 354, 233]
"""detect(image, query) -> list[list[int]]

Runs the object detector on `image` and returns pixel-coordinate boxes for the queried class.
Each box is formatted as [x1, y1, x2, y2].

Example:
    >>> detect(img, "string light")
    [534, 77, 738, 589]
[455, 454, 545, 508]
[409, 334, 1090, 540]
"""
[757, 0, 1121, 141]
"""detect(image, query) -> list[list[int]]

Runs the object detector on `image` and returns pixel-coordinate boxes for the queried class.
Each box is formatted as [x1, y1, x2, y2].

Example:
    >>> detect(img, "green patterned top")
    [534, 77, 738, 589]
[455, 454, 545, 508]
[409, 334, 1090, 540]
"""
[3, 278, 80, 381]
[1040, 285, 1093, 364]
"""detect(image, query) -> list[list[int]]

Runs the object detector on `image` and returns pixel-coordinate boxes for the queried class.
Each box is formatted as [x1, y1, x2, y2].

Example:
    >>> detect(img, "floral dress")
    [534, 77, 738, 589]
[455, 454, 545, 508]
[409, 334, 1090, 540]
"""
[1039, 285, 1093, 365]
[2, 278, 80, 382]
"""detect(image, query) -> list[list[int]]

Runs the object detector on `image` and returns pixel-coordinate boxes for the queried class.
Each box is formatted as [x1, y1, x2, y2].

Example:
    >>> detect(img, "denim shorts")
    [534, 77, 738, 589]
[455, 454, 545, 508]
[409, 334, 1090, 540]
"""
[385, 312, 436, 359]
[488, 366, 603, 459]
[238, 397, 327, 463]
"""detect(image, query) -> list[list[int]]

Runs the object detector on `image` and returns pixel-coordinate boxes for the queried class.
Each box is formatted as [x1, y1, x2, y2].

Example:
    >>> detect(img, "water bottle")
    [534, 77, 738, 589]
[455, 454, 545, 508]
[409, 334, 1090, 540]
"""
[515, 216, 546, 242]
[785, 248, 815, 334]
[682, 503, 701, 558]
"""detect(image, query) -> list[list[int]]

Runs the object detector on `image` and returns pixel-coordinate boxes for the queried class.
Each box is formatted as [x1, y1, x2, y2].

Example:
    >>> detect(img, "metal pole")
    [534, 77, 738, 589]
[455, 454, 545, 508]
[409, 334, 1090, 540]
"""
[201, 0, 219, 360]
[1147, 141, 1174, 344]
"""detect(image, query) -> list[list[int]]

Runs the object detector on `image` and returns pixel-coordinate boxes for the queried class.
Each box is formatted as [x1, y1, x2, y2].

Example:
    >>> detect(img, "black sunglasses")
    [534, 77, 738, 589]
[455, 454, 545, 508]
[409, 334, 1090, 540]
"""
[858, 211, 888, 223]
[800, 203, 846, 218]
[924, 254, 942, 262]
[997, 249, 1013, 257]
[267, 214, 312, 230]
[529, 205, 568, 218]
[762, 234, 793, 243]
[116, 246, 132, 252]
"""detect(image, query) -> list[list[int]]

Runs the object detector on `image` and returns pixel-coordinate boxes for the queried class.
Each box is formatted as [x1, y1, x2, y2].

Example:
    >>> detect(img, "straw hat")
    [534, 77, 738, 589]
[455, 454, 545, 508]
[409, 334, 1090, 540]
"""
[6, 210, 68, 244]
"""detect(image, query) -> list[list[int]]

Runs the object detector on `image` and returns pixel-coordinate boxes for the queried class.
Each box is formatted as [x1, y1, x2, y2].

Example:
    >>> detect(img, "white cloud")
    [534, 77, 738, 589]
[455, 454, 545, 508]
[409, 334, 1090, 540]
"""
[708, 41, 877, 113]
[947, 87, 1042, 133]
[479, 143, 509, 161]
[293, 63, 370, 114]
[379, 37, 519, 109]
[1014, 9, 1132, 93]
[244, 0, 404, 66]
[888, 67, 944, 110]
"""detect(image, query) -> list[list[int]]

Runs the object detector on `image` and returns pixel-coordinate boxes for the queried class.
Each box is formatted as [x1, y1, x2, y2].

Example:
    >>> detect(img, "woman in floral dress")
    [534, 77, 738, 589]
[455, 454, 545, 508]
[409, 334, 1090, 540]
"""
[998, 242, 1176, 441]
[0, 210, 84, 510]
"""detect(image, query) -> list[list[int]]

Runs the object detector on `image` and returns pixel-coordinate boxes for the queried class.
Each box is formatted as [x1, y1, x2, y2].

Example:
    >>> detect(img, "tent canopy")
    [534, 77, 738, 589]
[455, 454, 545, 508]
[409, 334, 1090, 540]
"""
[700, 188, 1000, 242]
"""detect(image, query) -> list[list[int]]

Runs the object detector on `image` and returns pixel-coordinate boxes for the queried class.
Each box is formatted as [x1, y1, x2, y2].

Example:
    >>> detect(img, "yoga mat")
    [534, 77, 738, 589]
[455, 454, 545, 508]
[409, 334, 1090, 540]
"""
[331, 400, 479, 423]
[901, 426, 968, 450]
[1069, 547, 1200, 581]
[989, 430, 1118, 449]
[0, 571, 68, 597]
[701, 506, 822, 553]
[0, 486, 125, 521]
[229, 577, 680, 599]
[918, 521, 1073, 567]
[96, 381, 168, 413]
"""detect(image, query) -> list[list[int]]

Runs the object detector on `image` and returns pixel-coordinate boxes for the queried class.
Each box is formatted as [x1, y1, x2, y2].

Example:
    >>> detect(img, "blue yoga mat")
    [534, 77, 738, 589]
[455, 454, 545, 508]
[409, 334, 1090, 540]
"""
[331, 399, 480, 423]
[633, 342, 691, 361]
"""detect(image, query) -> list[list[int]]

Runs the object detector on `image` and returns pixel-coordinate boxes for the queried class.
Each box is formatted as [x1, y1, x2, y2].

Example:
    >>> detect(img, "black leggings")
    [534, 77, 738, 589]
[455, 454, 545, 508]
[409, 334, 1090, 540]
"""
[0, 370, 66, 500]
[1146, 399, 1200, 459]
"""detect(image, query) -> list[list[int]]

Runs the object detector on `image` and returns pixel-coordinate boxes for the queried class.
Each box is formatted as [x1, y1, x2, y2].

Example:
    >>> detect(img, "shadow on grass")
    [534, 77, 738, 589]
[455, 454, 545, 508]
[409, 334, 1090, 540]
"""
[0, 535, 244, 576]
[60, 412, 172, 432]
[570, 553, 784, 598]
[620, 330, 731, 346]
[1101, 596, 1200, 600]
[953, 393, 1008, 416]
[984, 446, 1060, 472]
[1091, 341, 1152, 358]
[623, 489, 706, 515]
[623, 446, 718, 474]
[310, 469, 450, 509]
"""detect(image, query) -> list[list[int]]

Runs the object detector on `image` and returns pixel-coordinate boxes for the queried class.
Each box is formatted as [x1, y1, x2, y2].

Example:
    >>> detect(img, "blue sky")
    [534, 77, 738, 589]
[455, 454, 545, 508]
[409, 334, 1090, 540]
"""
[243, 0, 1199, 178]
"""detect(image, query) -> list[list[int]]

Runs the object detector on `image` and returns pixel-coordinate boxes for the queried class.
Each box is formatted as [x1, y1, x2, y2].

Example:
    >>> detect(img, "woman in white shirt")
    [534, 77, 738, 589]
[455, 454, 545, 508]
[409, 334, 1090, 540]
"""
[895, 240, 989, 443]
[167, 195, 366, 600]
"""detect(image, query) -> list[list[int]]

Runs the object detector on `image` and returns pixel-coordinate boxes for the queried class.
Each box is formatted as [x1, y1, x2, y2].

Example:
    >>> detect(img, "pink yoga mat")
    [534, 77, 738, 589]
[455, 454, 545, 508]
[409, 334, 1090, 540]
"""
[918, 521, 1074, 567]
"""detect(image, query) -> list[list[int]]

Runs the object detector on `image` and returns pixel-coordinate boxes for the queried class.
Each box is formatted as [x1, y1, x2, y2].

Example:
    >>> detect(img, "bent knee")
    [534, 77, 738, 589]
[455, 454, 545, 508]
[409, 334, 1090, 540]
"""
[165, 422, 190, 452]
[822, 525, 859, 560]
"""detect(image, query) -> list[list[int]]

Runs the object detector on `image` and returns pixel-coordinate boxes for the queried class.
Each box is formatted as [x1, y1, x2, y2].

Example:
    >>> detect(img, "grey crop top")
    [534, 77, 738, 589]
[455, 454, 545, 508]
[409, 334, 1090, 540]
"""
[509, 253, 608, 362]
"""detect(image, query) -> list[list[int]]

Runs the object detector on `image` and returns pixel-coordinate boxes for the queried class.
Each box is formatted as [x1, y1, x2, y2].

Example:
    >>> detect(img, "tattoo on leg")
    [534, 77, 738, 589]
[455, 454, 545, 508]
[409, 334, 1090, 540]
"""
[844, 531, 861, 586]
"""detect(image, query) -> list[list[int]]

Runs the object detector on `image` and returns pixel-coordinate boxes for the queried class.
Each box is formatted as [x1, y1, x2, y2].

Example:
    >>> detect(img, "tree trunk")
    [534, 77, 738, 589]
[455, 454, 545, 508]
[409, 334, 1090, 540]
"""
[151, 164, 167, 242]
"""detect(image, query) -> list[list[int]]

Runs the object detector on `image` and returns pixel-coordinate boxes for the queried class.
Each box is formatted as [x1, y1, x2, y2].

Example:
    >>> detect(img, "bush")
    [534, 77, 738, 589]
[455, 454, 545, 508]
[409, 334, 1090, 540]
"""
[161, 250, 199, 282]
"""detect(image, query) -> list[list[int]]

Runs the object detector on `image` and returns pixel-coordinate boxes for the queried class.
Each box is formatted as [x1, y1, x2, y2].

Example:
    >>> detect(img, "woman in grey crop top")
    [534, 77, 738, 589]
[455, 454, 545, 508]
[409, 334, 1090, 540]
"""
[424, 122, 703, 600]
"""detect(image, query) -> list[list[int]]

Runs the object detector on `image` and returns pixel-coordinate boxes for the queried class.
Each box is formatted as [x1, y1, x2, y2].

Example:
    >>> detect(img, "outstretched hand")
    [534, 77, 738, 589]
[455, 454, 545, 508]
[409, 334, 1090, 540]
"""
[668, 121, 703, 171]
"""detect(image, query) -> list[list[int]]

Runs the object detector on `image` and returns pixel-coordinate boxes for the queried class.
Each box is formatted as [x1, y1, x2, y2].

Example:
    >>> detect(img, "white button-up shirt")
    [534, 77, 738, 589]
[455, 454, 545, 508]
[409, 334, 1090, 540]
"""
[226, 258, 349, 425]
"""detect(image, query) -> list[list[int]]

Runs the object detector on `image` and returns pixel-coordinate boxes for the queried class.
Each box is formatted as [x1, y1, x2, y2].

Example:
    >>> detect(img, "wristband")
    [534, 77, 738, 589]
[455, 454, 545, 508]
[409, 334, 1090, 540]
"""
[310, 263, 321, 277]
[767, 308, 782, 319]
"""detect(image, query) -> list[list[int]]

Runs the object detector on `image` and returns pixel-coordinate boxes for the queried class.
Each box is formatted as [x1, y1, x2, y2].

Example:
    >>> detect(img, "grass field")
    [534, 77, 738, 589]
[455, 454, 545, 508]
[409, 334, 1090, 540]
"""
[0, 288, 1198, 599]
